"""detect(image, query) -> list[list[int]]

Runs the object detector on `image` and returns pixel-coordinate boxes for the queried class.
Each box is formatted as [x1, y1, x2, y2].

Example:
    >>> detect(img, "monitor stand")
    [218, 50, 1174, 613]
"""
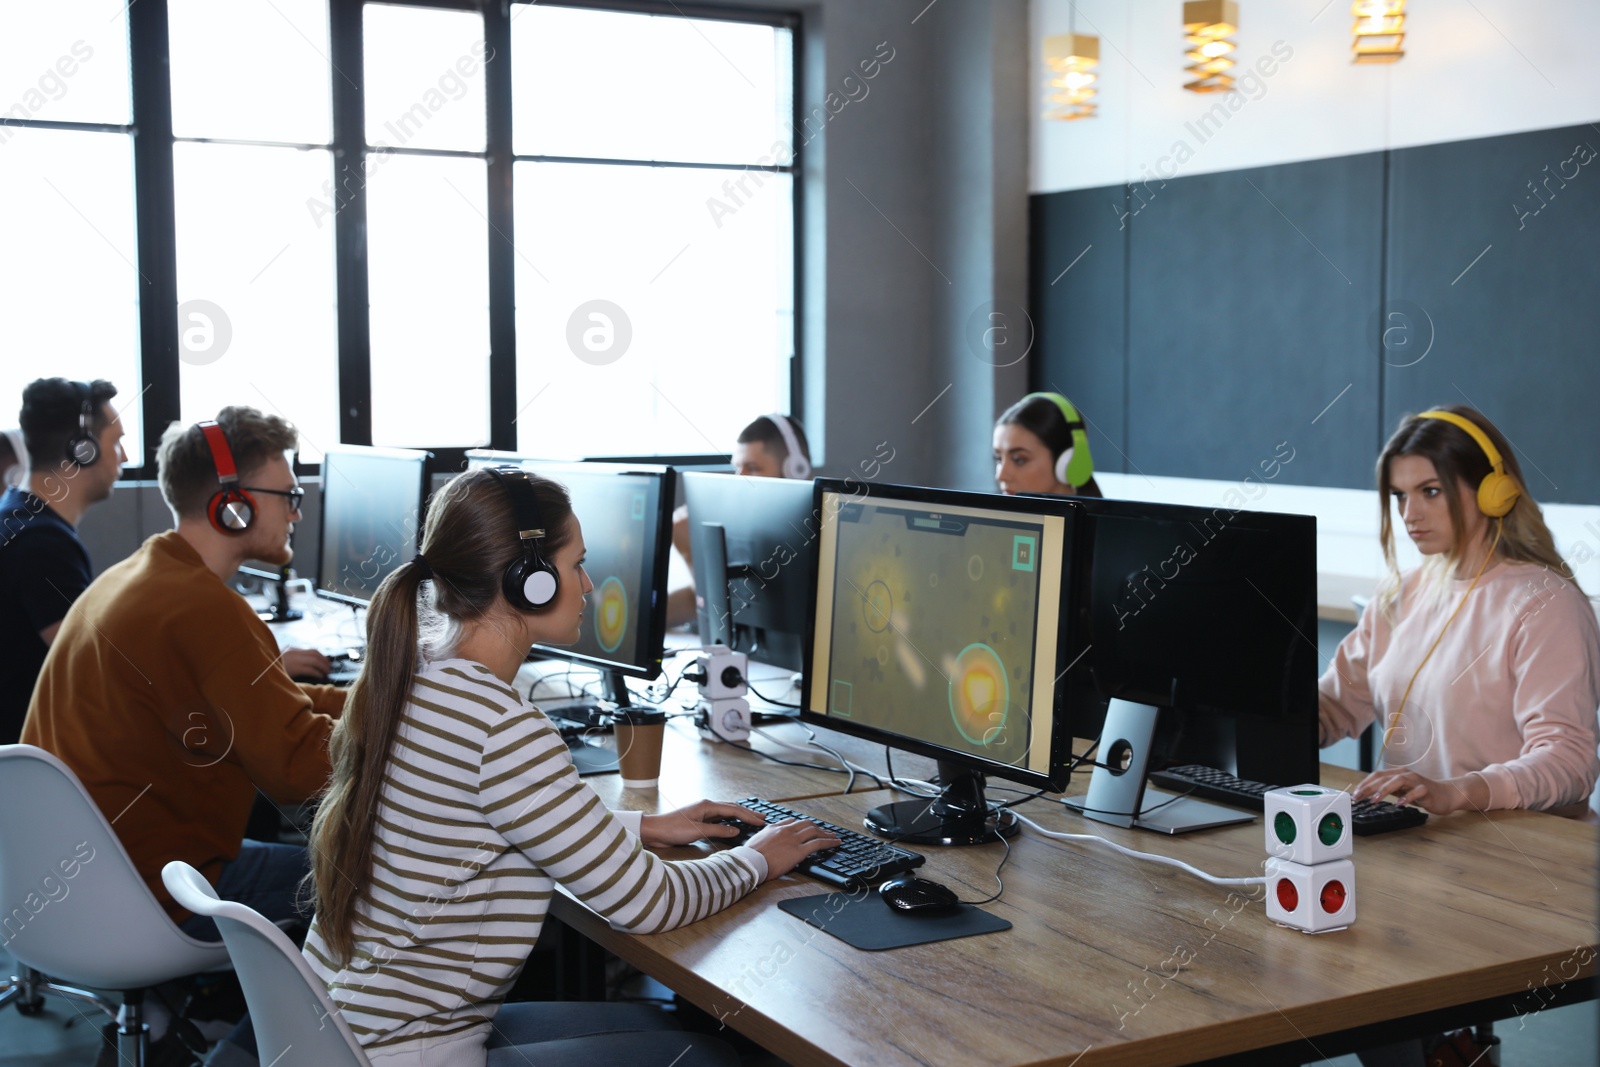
[254, 565, 303, 623]
[1063, 698, 1254, 835]
[866, 762, 1020, 846]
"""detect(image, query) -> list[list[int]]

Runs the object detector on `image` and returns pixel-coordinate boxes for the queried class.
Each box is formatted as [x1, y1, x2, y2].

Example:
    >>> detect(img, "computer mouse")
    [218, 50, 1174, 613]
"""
[877, 876, 961, 916]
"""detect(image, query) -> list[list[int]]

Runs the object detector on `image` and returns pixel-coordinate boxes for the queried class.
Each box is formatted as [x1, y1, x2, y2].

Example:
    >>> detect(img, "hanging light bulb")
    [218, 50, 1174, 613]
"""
[1182, 0, 1239, 93]
[1044, 32, 1099, 120]
[1351, 1, 1405, 64]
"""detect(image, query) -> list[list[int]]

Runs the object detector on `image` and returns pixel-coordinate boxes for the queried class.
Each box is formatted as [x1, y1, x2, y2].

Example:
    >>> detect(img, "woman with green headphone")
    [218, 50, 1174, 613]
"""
[993, 392, 1102, 498]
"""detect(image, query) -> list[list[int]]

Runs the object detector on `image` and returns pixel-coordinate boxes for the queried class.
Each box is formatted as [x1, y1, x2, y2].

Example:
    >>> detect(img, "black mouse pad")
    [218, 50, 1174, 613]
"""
[777, 891, 1011, 950]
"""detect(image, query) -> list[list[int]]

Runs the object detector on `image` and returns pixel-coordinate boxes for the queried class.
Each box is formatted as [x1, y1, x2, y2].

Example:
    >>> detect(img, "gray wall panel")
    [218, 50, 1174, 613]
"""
[1382, 124, 1600, 504]
[1029, 185, 1129, 475]
[1124, 155, 1384, 490]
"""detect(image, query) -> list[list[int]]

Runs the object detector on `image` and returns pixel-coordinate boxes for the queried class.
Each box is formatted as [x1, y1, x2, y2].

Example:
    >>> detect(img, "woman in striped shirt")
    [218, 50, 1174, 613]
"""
[304, 467, 839, 1067]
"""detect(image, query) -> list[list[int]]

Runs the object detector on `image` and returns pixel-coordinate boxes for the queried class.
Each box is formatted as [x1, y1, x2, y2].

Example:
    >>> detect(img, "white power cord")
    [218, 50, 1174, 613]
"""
[1012, 812, 1267, 887]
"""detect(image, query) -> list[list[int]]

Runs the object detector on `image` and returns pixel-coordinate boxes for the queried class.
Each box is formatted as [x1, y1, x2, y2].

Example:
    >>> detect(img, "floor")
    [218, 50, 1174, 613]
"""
[5, 945, 1594, 1065]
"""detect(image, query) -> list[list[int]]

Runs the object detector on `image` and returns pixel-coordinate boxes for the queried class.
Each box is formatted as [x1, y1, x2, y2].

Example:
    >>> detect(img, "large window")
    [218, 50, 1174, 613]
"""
[0, 3, 141, 456]
[0, 0, 798, 472]
[511, 5, 795, 457]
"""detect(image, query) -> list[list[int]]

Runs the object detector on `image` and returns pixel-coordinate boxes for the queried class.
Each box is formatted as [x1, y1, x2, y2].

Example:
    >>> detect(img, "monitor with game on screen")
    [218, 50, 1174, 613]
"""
[801, 479, 1084, 846]
[315, 445, 431, 608]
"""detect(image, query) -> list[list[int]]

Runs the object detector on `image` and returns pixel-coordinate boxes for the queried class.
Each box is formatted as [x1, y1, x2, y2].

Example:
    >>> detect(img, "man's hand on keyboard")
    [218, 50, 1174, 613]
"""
[640, 800, 767, 847]
[282, 647, 331, 681]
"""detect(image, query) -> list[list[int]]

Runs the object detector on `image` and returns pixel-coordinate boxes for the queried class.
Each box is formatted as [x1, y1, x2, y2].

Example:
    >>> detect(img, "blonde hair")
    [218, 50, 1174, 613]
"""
[1375, 405, 1574, 617]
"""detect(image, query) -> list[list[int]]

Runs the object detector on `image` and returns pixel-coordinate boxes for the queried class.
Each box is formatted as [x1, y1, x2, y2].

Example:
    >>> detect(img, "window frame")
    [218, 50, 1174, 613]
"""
[4, 0, 802, 478]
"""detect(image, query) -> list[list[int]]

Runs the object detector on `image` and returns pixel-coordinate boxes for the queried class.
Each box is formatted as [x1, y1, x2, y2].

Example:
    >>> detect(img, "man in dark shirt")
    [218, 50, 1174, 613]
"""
[0, 378, 125, 743]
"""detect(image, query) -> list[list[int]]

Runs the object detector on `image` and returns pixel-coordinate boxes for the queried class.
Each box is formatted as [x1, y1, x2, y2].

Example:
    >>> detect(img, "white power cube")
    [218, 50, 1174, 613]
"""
[1265, 785, 1353, 864]
[1265, 856, 1355, 933]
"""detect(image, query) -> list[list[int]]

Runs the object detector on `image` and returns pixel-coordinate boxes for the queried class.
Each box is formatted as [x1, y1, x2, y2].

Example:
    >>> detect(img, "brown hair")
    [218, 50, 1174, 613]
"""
[1376, 405, 1573, 613]
[308, 467, 573, 965]
[156, 406, 298, 520]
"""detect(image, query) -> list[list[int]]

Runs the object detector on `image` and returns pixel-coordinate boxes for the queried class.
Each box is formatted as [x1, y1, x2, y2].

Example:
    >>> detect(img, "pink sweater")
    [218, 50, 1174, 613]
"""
[1319, 560, 1600, 811]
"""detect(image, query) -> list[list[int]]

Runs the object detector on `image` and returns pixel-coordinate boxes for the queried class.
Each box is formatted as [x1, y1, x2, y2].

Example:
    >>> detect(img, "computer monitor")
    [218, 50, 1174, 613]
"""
[801, 479, 1083, 845]
[683, 472, 815, 673]
[1064, 497, 1319, 831]
[315, 446, 431, 608]
[465, 452, 676, 704]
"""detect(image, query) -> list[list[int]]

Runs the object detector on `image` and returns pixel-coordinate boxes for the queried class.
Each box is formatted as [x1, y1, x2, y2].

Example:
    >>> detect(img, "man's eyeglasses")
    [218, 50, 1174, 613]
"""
[243, 486, 306, 510]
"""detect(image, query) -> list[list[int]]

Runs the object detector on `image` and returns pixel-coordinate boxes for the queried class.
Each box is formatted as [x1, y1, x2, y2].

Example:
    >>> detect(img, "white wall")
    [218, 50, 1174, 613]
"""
[1031, 0, 1600, 193]
[1096, 472, 1600, 604]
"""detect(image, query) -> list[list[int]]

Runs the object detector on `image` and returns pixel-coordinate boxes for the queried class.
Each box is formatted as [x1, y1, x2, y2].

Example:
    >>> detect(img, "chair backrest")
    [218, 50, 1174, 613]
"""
[163, 861, 371, 1066]
[0, 745, 231, 989]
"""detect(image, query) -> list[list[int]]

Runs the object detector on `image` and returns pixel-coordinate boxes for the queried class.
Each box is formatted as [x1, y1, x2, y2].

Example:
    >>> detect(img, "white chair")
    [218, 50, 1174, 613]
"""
[163, 861, 371, 1066]
[0, 744, 232, 1061]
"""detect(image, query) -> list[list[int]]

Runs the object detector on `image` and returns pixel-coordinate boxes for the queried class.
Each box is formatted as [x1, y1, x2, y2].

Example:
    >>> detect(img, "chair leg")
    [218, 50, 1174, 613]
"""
[119, 988, 150, 1067]
[0, 967, 47, 1014]
[0, 966, 117, 1019]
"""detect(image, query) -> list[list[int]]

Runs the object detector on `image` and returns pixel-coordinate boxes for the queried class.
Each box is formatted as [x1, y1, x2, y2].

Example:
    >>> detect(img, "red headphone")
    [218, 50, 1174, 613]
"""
[197, 421, 256, 535]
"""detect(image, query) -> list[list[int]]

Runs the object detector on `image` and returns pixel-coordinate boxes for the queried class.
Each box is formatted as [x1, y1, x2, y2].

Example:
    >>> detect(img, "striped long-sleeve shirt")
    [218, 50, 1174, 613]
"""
[303, 659, 765, 1066]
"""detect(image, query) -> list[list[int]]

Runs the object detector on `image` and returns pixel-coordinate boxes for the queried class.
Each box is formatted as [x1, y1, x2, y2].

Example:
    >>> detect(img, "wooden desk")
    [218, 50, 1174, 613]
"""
[554, 775, 1598, 1066]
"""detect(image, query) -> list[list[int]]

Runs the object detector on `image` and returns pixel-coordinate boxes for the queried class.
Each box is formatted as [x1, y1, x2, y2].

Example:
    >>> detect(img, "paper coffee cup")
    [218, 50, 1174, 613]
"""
[615, 709, 667, 789]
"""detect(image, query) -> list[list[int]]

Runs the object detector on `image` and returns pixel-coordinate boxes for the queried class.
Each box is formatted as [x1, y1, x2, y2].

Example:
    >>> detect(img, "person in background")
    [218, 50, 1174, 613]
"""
[22, 407, 346, 1065]
[993, 392, 1102, 498]
[1320, 405, 1599, 818]
[0, 379, 125, 744]
[667, 413, 812, 627]
[1, 426, 27, 488]
[305, 466, 837, 1067]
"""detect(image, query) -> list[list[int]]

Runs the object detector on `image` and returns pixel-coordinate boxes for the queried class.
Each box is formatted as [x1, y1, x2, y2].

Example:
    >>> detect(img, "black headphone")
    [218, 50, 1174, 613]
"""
[65, 382, 100, 468]
[485, 466, 560, 612]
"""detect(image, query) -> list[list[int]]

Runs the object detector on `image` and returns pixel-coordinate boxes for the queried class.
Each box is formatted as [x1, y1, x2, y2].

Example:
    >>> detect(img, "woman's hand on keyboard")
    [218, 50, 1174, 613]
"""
[746, 820, 842, 880]
[640, 800, 767, 847]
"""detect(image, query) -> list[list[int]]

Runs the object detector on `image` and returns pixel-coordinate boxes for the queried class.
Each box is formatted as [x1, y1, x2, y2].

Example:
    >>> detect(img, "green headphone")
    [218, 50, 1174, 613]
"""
[1022, 392, 1094, 488]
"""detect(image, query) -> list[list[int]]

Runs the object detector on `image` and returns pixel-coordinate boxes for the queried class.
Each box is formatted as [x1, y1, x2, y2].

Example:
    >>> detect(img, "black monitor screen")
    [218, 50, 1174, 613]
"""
[468, 453, 674, 680]
[803, 481, 1080, 789]
[683, 472, 815, 672]
[315, 446, 430, 607]
[1070, 499, 1319, 785]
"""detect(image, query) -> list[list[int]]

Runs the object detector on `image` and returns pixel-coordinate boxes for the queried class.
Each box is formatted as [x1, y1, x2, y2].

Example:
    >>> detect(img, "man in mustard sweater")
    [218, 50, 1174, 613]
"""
[23, 406, 344, 941]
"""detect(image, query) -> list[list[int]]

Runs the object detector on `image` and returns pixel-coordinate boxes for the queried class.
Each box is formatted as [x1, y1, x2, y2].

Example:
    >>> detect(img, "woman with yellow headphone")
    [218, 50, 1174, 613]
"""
[1320, 406, 1600, 817]
[993, 393, 1102, 498]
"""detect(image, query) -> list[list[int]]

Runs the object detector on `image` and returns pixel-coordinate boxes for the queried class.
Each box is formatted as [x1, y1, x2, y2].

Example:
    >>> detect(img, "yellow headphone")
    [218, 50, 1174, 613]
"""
[1415, 410, 1521, 518]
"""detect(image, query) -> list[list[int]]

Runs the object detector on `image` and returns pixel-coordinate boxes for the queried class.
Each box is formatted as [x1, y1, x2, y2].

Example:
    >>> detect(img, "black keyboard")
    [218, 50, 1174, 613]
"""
[1147, 764, 1429, 836]
[722, 798, 925, 889]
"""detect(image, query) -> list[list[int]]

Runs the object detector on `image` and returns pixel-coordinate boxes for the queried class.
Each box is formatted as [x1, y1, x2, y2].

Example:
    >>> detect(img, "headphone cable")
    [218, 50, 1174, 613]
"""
[1378, 519, 1504, 758]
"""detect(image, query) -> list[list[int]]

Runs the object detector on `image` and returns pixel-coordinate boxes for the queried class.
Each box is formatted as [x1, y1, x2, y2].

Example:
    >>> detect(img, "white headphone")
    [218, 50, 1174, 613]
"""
[764, 414, 812, 479]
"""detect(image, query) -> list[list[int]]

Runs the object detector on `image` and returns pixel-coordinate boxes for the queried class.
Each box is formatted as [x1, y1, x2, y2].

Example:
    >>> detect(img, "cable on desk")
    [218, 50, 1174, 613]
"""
[745, 679, 800, 708]
[775, 722, 888, 792]
[711, 734, 867, 781]
[750, 724, 873, 793]
[961, 830, 1011, 907]
[1011, 812, 1266, 887]
[883, 747, 942, 799]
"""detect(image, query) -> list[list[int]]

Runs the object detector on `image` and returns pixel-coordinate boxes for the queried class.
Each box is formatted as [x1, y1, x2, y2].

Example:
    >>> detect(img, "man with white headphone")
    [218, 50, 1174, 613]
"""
[666, 414, 811, 627]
